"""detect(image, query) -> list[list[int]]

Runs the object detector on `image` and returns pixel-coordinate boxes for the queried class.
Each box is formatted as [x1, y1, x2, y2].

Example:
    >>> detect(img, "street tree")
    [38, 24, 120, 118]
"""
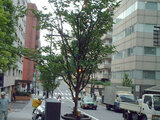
[122, 73, 133, 87]
[32, 0, 120, 118]
[37, 49, 64, 98]
[0, 0, 20, 72]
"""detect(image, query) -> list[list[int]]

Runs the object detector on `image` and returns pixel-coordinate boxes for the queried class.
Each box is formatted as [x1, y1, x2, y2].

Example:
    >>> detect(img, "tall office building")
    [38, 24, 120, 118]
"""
[0, 0, 29, 98]
[22, 3, 40, 89]
[93, 32, 112, 82]
[111, 0, 160, 97]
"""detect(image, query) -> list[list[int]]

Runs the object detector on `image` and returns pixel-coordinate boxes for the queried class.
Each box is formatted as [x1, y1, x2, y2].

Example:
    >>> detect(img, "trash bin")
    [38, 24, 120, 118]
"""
[45, 98, 61, 120]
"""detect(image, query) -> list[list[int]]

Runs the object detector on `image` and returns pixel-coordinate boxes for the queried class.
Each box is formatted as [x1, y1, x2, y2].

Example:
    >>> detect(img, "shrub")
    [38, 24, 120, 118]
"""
[15, 91, 31, 96]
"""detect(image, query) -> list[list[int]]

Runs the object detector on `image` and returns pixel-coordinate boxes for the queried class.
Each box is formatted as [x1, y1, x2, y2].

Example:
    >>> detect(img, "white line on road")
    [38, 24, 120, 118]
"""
[66, 95, 99, 120]
[58, 88, 63, 95]
[58, 87, 99, 120]
[78, 109, 100, 120]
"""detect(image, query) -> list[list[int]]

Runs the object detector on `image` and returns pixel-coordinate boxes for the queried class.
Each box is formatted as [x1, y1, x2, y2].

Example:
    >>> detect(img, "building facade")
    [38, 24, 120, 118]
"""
[22, 3, 40, 90]
[111, 0, 160, 97]
[0, 0, 29, 98]
[93, 32, 112, 82]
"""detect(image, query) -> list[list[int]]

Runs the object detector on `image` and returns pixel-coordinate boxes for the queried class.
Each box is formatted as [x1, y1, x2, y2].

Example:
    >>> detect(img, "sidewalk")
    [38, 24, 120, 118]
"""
[8, 95, 34, 120]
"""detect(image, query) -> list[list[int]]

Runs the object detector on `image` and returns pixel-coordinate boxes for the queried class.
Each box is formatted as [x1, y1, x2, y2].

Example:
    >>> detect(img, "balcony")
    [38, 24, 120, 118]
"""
[95, 74, 111, 80]
[98, 64, 111, 69]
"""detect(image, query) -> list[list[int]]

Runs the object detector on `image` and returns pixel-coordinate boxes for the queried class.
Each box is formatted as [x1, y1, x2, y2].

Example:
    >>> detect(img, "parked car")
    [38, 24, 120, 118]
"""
[32, 100, 45, 120]
[80, 96, 97, 110]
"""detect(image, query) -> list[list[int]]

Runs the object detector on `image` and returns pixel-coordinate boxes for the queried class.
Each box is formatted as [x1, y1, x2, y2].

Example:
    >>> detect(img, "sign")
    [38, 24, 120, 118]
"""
[135, 85, 140, 92]
[0, 73, 4, 87]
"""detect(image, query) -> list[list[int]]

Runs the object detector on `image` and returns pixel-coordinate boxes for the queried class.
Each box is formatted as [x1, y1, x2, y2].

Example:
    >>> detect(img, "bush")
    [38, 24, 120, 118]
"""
[15, 91, 31, 96]
[89, 80, 110, 86]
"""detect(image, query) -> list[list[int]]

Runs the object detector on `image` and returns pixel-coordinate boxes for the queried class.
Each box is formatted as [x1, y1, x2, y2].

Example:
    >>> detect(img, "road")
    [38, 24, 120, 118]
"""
[52, 81, 123, 120]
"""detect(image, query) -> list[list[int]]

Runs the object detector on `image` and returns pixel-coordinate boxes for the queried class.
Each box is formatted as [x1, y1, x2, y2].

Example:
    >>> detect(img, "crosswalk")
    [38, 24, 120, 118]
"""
[38, 92, 73, 102]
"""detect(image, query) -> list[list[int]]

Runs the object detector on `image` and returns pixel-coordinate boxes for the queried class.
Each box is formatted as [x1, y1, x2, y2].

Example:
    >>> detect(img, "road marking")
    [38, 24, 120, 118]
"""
[53, 97, 56, 99]
[57, 88, 63, 95]
[66, 96, 99, 120]
[78, 109, 99, 120]
[58, 87, 99, 120]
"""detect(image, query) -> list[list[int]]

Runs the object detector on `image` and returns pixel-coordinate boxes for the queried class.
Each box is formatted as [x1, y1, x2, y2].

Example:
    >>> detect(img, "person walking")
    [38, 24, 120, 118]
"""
[12, 92, 16, 102]
[57, 94, 62, 102]
[0, 92, 11, 120]
[37, 89, 40, 96]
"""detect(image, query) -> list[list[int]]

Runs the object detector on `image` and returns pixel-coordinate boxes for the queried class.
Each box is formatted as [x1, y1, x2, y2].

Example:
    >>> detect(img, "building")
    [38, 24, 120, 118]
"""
[0, 0, 29, 98]
[93, 32, 112, 82]
[111, 0, 160, 97]
[22, 3, 40, 91]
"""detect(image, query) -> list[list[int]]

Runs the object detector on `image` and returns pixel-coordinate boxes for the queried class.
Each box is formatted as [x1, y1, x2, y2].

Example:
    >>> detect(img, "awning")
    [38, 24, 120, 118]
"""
[144, 85, 160, 93]
[15, 80, 32, 84]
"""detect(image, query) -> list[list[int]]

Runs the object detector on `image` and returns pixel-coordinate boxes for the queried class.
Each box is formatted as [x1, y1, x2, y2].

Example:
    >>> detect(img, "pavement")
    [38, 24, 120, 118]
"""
[8, 95, 34, 120]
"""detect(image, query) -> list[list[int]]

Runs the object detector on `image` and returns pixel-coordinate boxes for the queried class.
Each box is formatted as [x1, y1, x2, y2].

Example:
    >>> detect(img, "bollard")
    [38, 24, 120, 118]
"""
[45, 98, 61, 120]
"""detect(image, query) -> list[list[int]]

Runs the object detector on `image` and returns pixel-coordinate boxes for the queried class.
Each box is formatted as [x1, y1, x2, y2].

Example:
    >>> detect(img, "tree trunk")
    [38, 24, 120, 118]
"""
[46, 90, 49, 98]
[73, 91, 79, 117]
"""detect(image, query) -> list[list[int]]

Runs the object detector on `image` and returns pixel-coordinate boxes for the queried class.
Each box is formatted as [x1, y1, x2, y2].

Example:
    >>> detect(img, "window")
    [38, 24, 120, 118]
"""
[127, 48, 133, 57]
[145, 2, 157, 10]
[144, 96, 152, 104]
[144, 47, 156, 55]
[143, 71, 155, 79]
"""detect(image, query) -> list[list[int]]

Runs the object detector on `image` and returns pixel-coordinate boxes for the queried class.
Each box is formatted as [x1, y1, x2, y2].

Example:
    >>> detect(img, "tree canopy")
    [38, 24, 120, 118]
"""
[0, 0, 20, 72]
[28, 0, 120, 118]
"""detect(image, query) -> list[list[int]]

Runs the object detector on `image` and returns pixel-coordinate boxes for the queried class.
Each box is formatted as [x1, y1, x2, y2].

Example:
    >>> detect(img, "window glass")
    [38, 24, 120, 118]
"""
[135, 24, 144, 32]
[138, 1, 145, 9]
[145, 2, 157, 10]
[134, 47, 143, 56]
[143, 71, 155, 79]
[156, 72, 160, 80]
[144, 96, 152, 104]
[157, 48, 160, 56]
[133, 70, 142, 79]
[144, 47, 156, 55]
[116, 72, 121, 79]
[158, 3, 160, 10]
[144, 24, 154, 33]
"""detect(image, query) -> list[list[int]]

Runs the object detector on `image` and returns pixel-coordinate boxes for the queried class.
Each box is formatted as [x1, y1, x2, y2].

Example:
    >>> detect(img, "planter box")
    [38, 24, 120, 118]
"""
[15, 95, 31, 101]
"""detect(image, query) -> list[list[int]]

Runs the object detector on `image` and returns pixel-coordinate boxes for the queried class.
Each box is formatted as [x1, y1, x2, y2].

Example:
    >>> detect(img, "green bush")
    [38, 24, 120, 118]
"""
[89, 80, 110, 86]
[15, 91, 31, 96]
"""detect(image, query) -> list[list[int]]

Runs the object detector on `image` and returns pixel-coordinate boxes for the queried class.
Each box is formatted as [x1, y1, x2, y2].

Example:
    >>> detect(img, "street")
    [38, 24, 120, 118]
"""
[8, 81, 123, 120]
[53, 81, 123, 120]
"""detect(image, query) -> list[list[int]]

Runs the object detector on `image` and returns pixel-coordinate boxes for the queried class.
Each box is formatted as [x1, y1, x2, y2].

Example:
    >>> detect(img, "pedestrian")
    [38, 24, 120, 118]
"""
[57, 94, 62, 102]
[37, 89, 40, 96]
[31, 88, 34, 94]
[93, 94, 97, 101]
[0, 92, 11, 120]
[12, 92, 16, 102]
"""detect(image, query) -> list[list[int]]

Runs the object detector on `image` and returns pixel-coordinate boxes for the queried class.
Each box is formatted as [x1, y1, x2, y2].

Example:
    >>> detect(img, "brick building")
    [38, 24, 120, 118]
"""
[22, 3, 40, 90]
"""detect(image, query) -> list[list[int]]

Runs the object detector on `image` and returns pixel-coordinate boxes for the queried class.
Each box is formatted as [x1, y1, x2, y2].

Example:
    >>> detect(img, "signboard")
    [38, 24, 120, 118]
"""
[135, 85, 140, 92]
[0, 73, 4, 87]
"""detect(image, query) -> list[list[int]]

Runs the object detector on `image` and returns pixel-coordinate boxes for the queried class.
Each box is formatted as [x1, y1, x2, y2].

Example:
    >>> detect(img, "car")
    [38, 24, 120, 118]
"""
[32, 100, 45, 120]
[80, 96, 97, 110]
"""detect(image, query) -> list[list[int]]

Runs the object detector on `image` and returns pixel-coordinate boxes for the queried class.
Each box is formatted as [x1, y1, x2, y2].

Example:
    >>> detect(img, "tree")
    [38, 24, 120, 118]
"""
[37, 51, 64, 98]
[0, 0, 20, 72]
[122, 73, 133, 87]
[33, 0, 120, 118]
